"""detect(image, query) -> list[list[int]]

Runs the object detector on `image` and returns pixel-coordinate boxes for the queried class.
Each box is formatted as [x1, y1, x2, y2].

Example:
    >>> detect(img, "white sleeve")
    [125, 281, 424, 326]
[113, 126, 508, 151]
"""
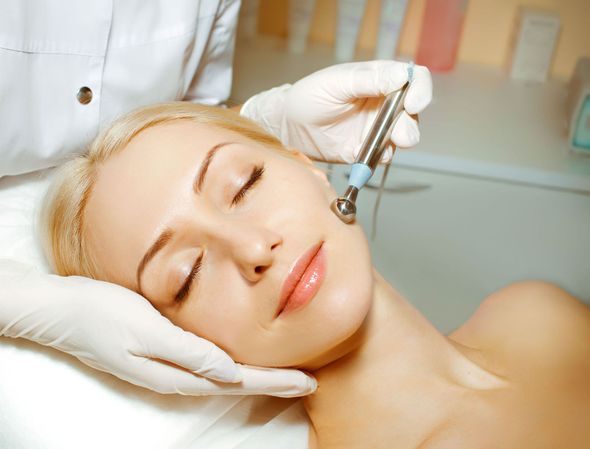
[183, 0, 241, 106]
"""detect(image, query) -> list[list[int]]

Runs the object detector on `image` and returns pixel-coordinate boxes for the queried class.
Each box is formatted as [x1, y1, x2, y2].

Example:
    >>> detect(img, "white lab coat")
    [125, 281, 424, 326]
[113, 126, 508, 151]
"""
[0, 0, 240, 177]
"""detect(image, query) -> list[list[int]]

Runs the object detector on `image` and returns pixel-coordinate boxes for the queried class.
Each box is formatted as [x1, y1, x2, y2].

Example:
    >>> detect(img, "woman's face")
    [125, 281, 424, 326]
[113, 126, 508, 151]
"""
[85, 120, 373, 369]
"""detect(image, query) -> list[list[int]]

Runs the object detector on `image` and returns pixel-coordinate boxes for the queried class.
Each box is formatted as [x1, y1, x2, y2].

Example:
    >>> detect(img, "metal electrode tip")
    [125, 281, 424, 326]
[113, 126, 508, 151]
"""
[330, 185, 359, 224]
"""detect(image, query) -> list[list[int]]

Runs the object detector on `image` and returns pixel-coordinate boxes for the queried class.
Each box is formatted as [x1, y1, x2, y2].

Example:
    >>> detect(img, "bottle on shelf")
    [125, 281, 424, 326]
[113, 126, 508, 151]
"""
[415, 0, 468, 72]
[288, 0, 316, 54]
[374, 0, 409, 60]
[237, 0, 260, 41]
[334, 0, 367, 62]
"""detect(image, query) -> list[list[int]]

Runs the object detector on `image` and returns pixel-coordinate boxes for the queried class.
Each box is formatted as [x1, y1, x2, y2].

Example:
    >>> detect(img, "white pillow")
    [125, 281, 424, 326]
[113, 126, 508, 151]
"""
[0, 170, 309, 449]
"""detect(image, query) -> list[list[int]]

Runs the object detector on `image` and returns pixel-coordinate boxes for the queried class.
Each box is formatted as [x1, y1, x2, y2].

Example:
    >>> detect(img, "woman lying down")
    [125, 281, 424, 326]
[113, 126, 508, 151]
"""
[42, 102, 590, 449]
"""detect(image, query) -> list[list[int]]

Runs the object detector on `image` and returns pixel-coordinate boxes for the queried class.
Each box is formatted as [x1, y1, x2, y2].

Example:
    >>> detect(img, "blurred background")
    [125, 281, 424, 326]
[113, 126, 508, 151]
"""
[230, 0, 590, 333]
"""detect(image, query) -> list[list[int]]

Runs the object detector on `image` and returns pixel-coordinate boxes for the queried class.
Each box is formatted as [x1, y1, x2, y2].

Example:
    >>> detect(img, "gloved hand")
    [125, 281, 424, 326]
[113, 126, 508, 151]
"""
[0, 259, 316, 397]
[240, 60, 432, 163]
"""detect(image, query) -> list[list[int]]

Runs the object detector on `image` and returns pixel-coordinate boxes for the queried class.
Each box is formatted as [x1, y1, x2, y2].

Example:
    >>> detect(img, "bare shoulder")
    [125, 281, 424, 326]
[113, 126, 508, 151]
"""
[452, 281, 590, 365]
[450, 282, 590, 448]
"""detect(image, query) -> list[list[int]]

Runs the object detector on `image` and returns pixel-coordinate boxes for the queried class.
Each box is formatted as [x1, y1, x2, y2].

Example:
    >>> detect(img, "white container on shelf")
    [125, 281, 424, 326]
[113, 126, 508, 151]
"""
[334, 0, 367, 62]
[374, 0, 408, 60]
[508, 7, 561, 82]
[288, 0, 316, 54]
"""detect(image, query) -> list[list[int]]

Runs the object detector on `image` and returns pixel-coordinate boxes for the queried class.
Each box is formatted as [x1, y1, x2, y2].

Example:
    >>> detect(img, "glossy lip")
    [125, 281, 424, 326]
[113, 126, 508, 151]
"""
[276, 241, 325, 318]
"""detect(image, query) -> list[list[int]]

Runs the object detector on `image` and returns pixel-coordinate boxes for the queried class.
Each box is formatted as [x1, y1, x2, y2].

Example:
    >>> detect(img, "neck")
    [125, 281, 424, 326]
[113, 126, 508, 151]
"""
[303, 270, 505, 446]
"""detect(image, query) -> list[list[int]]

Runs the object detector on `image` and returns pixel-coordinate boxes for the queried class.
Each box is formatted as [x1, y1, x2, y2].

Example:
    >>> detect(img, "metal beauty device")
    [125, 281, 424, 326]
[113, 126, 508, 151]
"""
[330, 72, 412, 224]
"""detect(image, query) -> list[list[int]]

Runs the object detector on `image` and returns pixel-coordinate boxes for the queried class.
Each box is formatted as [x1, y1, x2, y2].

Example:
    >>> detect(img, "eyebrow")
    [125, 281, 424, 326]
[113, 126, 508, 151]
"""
[135, 141, 233, 295]
[194, 141, 234, 193]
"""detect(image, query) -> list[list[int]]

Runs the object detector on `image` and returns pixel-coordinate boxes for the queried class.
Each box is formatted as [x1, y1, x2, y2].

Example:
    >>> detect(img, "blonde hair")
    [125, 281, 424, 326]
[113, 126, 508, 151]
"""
[42, 102, 286, 278]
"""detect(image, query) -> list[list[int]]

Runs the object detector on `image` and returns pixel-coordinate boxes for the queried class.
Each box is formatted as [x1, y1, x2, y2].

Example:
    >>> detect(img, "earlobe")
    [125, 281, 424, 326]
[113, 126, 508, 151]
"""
[288, 148, 313, 166]
[312, 167, 330, 188]
[288, 148, 330, 187]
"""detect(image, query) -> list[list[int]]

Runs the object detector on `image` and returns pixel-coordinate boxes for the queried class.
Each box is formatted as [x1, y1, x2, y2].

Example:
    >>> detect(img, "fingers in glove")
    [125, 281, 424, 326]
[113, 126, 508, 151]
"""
[404, 65, 433, 115]
[140, 323, 242, 383]
[236, 364, 317, 398]
[337, 60, 415, 101]
[390, 111, 420, 148]
[133, 359, 317, 397]
[380, 144, 394, 164]
[133, 358, 240, 395]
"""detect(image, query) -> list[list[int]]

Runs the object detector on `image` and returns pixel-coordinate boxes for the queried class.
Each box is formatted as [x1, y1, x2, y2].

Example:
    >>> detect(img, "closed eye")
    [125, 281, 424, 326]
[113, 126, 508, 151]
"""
[231, 164, 264, 207]
[174, 253, 203, 304]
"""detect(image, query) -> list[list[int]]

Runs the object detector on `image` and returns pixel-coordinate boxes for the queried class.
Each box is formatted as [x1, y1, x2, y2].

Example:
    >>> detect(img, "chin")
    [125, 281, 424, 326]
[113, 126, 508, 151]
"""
[294, 287, 374, 371]
[325, 274, 373, 338]
[288, 263, 373, 369]
[320, 227, 373, 334]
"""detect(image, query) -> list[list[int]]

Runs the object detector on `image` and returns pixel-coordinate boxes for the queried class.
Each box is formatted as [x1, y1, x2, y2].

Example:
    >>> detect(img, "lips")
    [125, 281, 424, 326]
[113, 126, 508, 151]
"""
[276, 241, 326, 317]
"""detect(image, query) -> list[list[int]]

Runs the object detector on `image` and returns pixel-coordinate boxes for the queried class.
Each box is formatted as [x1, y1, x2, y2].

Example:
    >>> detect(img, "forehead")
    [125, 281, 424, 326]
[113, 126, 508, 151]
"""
[90, 121, 256, 216]
[120, 120, 243, 163]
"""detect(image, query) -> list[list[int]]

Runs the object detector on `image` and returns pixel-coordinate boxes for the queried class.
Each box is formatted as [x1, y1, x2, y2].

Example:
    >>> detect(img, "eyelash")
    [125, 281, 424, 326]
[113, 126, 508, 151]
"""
[174, 253, 203, 304]
[231, 164, 265, 207]
[174, 163, 265, 304]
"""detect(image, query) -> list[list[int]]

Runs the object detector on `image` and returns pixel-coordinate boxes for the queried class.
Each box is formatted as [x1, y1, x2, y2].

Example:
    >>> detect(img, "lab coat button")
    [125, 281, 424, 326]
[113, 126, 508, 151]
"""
[76, 87, 93, 105]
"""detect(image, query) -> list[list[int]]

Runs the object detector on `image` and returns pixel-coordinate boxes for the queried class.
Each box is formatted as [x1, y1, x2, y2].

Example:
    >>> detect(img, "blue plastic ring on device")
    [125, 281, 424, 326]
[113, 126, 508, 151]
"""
[407, 61, 415, 82]
[349, 163, 373, 189]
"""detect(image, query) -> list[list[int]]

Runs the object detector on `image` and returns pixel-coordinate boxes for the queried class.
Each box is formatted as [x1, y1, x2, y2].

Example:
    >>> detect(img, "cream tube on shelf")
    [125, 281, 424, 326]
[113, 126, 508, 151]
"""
[335, 0, 367, 62]
[288, 0, 316, 54]
[237, 0, 260, 41]
[375, 0, 408, 60]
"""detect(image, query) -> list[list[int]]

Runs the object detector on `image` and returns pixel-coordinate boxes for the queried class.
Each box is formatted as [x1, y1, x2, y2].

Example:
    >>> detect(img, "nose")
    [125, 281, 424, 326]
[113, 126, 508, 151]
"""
[212, 222, 282, 283]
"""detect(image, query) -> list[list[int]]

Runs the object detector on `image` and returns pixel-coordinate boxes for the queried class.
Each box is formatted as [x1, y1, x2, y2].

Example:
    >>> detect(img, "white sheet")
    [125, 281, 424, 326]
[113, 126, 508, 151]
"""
[0, 170, 309, 449]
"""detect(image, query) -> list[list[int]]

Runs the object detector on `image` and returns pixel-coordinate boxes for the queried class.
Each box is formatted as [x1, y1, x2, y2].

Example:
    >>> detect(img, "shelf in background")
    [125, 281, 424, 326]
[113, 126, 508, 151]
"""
[231, 35, 590, 195]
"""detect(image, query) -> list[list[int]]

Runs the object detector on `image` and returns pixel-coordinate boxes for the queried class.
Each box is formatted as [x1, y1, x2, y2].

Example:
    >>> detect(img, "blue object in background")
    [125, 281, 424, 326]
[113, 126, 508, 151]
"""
[573, 95, 590, 151]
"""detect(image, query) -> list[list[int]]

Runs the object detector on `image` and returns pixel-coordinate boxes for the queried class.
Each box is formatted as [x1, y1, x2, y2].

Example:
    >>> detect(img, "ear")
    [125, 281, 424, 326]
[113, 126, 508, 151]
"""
[288, 148, 313, 166]
[288, 148, 330, 187]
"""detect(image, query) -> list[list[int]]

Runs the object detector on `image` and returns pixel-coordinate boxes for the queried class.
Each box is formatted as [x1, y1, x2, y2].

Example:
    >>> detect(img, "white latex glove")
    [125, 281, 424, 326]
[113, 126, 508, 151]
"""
[240, 60, 433, 163]
[0, 260, 316, 397]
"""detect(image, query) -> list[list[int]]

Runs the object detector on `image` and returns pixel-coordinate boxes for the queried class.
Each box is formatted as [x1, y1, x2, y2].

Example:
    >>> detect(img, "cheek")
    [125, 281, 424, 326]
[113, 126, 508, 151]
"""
[257, 163, 374, 366]
[317, 258, 373, 341]
[171, 278, 258, 359]
[270, 163, 333, 207]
